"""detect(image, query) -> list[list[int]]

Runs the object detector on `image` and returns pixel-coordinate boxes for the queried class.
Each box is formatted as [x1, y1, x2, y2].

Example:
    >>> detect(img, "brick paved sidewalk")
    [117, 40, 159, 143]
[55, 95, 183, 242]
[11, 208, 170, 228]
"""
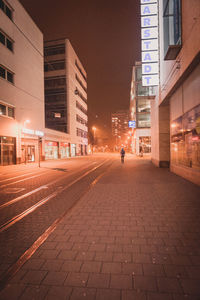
[0, 157, 200, 300]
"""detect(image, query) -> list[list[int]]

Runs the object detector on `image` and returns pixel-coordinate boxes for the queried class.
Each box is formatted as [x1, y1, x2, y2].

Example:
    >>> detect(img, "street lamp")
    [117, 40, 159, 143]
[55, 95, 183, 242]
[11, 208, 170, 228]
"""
[92, 126, 97, 153]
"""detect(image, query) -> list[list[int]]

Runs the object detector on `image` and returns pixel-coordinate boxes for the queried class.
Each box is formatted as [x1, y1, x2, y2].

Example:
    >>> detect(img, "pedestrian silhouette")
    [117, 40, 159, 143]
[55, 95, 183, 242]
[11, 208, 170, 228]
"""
[120, 148, 125, 163]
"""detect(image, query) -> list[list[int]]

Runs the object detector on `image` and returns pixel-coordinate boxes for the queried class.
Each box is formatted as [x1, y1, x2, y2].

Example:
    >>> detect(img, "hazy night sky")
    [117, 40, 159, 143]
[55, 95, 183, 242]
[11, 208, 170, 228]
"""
[20, 0, 141, 136]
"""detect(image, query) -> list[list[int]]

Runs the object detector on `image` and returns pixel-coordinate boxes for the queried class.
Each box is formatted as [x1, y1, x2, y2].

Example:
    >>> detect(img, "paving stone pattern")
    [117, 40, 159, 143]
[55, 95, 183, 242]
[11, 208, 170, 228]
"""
[0, 157, 200, 300]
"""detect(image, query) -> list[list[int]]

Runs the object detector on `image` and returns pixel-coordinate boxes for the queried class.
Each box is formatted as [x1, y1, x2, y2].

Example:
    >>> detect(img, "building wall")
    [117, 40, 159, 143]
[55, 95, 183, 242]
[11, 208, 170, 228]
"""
[66, 40, 88, 154]
[0, 0, 44, 164]
[151, 0, 200, 184]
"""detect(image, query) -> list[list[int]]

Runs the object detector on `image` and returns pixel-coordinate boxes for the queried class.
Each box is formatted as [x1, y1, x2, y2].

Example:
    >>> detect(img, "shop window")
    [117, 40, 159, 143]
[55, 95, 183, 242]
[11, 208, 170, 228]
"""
[171, 104, 200, 170]
[163, 0, 182, 60]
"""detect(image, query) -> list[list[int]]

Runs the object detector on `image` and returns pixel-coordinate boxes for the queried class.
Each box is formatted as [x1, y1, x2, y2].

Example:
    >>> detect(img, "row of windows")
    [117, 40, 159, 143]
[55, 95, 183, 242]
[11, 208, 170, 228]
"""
[0, 65, 14, 83]
[76, 114, 87, 126]
[0, 0, 12, 20]
[0, 30, 13, 51]
[75, 87, 87, 104]
[45, 88, 66, 95]
[45, 93, 66, 104]
[44, 44, 65, 56]
[75, 59, 87, 82]
[76, 101, 87, 116]
[44, 60, 65, 72]
[0, 102, 15, 118]
[76, 128, 87, 138]
[45, 76, 66, 88]
[75, 74, 87, 92]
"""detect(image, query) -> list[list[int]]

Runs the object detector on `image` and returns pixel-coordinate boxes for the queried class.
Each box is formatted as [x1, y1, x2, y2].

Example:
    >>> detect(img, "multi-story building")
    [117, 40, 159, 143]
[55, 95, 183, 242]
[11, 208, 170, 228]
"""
[0, 0, 44, 165]
[44, 39, 88, 158]
[146, 0, 200, 185]
[130, 62, 154, 155]
[111, 110, 129, 149]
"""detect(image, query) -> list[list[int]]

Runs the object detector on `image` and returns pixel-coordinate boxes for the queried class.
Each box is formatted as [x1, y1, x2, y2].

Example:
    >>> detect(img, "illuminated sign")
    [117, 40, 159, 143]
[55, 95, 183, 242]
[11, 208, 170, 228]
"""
[128, 121, 136, 128]
[22, 128, 44, 136]
[141, 0, 159, 86]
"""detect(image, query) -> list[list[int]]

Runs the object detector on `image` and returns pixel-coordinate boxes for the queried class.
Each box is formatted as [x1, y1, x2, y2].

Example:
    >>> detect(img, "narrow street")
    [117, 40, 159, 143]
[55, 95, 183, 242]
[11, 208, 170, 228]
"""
[0, 154, 200, 299]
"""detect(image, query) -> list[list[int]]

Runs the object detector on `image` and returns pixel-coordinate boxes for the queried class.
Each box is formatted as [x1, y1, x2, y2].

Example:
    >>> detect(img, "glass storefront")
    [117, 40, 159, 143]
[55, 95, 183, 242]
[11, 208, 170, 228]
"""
[71, 144, 76, 157]
[139, 136, 151, 153]
[45, 141, 58, 159]
[0, 136, 16, 165]
[60, 142, 70, 158]
[21, 145, 35, 163]
[171, 104, 200, 170]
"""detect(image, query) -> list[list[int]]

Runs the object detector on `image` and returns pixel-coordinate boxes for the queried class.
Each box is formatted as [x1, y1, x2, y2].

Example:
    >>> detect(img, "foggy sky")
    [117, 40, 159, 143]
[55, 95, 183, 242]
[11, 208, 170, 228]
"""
[20, 0, 141, 135]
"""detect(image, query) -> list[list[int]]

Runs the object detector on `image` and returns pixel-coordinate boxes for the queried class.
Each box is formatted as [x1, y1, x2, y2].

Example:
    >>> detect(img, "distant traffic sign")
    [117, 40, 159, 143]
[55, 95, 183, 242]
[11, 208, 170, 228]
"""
[128, 121, 136, 128]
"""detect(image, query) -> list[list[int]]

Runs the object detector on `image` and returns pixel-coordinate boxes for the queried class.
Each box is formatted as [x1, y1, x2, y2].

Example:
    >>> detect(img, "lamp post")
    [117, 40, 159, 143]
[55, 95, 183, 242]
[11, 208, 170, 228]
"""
[92, 126, 97, 153]
[23, 119, 30, 164]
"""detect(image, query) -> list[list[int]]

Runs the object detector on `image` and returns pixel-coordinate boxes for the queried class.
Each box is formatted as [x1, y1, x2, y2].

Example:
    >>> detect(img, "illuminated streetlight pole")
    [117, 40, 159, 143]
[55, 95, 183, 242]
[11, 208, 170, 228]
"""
[92, 126, 97, 153]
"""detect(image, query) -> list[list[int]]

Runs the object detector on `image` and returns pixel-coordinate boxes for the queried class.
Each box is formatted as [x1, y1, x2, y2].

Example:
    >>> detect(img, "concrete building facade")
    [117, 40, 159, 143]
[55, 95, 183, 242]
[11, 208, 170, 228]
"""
[44, 39, 88, 158]
[130, 62, 154, 155]
[150, 0, 200, 185]
[111, 110, 129, 149]
[0, 0, 44, 165]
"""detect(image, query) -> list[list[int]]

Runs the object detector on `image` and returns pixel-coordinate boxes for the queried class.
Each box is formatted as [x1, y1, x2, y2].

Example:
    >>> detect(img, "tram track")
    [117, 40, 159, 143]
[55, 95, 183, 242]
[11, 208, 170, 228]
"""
[0, 159, 109, 233]
[0, 158, 113, 291]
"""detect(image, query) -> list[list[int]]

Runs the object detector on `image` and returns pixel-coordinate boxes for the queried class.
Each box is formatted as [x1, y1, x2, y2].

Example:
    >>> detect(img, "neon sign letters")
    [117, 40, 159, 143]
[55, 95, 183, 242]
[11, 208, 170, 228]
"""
[141, 0, 159, 86]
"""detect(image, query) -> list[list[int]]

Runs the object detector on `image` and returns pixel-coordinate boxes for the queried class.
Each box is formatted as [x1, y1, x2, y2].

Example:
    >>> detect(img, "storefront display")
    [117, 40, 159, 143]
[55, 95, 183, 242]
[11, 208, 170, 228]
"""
[45, 141, 58, 159]
[171, 104, 200, 170]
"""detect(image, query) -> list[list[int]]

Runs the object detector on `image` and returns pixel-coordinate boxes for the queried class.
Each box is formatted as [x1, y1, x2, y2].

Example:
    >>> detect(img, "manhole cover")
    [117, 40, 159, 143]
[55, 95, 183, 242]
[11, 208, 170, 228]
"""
[3, 188, 25, 194]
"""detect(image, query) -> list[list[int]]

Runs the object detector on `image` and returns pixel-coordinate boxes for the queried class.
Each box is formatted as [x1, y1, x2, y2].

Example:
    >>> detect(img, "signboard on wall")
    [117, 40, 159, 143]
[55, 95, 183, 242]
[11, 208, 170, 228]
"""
[141, 0, 159, 86]
[128, 121, 136, 128]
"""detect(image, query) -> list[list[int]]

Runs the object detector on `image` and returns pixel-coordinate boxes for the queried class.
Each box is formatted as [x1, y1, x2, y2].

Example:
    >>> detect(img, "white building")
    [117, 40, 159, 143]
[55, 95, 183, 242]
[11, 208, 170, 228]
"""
[0, 0, 44, 165]
[129, 62, 154, 155]
[141, 0, 200, 185]
[44, 39, 88, 158]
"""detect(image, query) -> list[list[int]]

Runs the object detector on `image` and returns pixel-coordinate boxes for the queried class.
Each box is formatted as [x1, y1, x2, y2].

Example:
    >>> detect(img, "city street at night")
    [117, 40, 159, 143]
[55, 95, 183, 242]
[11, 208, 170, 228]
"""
[0, 154, 200, 299]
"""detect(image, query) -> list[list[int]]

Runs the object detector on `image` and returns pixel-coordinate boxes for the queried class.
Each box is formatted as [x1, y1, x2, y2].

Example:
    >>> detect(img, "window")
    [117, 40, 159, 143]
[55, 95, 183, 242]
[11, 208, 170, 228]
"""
[75, 74, 87, 92]
[76, 101, 87, 116]
[0, 0, 13, 20]
[0, 31, 5, 44]
[44, 44, 65, 56]
[0, 30, 13, 51]
[74, 87, 87, 104]
[45, 76, 66, 88]
[0, 66, 6, 79]
[0, 65, 14, 83]
[0, 102, 15, 118]
[75, 60, 87, 82]
[163, 0, 182, 60]
[7, 71, 13, 83]
[44, 60, 65, 72]
[0, 104, 6, 115]
[76, 128, 88, 138]
[8, 106, 14, 118]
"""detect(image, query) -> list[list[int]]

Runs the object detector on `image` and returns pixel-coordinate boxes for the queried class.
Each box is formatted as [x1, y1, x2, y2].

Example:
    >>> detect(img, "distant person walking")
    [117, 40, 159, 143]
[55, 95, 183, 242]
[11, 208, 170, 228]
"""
[120, 147, 125, 163]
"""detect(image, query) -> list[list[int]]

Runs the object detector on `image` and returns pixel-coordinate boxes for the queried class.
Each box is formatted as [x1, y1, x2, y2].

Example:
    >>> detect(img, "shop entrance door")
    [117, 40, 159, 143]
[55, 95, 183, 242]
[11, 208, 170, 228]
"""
[21, 145, 35, 163]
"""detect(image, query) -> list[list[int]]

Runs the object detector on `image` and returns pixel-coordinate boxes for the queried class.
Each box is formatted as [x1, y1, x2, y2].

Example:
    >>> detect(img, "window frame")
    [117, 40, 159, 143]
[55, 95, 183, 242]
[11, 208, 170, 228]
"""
[0, 0, 13, 20]
[163, 0, 182, 60]
[0, 101, 15, 119]
[0, 64, 14, 84]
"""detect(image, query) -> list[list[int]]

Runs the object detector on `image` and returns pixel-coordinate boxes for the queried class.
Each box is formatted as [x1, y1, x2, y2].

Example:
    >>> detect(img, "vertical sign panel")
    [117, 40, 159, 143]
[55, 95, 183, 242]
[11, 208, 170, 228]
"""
[141, 0, 159, 86]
